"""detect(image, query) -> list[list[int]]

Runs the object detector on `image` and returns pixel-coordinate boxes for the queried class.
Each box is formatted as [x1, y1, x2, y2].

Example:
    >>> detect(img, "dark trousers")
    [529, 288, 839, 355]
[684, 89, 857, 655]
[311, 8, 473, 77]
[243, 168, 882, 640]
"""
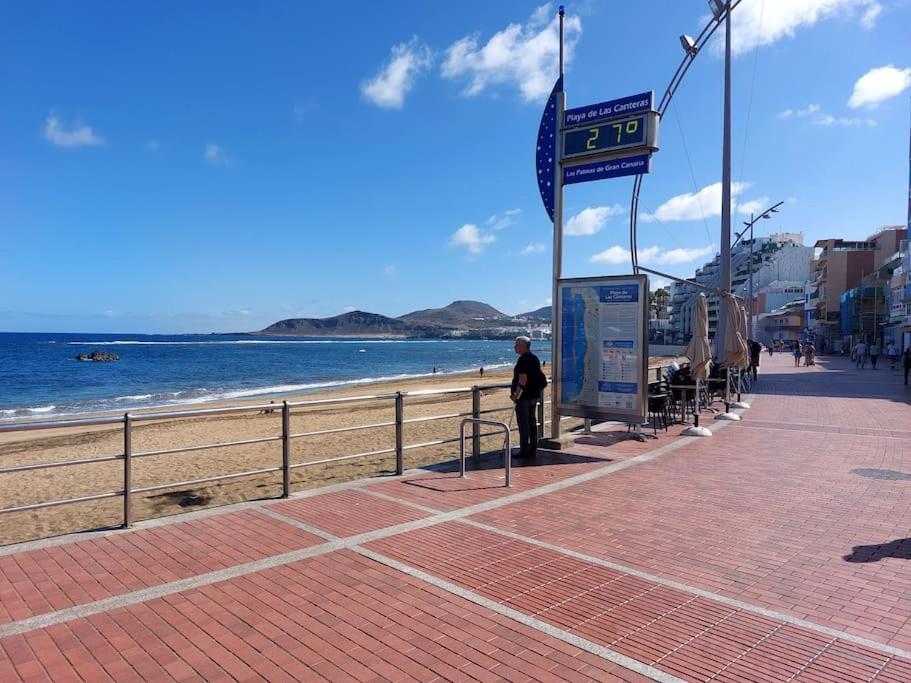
[514, 399, 538, 457]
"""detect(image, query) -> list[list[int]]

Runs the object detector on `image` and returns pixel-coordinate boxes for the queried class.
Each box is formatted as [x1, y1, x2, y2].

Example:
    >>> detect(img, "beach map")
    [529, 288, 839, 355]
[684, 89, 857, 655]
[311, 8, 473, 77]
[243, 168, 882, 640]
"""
[559, 279, 645, 419]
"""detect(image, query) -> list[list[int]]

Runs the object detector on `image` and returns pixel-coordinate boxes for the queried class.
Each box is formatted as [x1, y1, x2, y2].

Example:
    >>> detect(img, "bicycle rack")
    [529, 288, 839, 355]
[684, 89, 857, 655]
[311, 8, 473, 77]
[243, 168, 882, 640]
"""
[459, 418, 512, 488]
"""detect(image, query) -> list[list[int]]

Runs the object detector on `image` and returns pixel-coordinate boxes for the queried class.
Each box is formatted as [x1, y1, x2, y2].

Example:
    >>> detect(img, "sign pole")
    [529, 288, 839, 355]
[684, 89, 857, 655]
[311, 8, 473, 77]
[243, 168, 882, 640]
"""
[550, 6, 565, 442]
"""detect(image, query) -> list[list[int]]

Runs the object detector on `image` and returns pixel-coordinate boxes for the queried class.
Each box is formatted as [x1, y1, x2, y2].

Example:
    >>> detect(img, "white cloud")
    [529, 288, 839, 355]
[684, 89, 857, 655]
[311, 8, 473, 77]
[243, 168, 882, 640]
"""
[449, 224, 495, 254]
[848, 65, 911, 108]
[565, 204, 624, 236]
[204, 143, 230, 166]
[738, 197, 770, 215]
[521, 243, 546, 255]
[860, 2, 882, 29]
[813, 114, 876, 127]
[651, 278, 671, 292]
[487, 208, 522, 230]
[43, 115, 104, 147]
[777, 103, 819, 119]
[642, 182, 749, 223]
[590, 244, 714, 266]
[441, 4, 582, 102]
[724, 0, 883, 56]
[383, 265, 396, 278]
[361, 37, 432, 109]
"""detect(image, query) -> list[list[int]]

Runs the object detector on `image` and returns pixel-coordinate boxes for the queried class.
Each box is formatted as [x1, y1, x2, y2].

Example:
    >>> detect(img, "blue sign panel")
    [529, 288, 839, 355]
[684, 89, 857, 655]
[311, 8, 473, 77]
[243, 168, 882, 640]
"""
[535, 76, 563, 223]
[598, 381, 638, 394]
[563, 153, 650, 186]
[599, 285, 639, 303]
[564, 91, 653, 128]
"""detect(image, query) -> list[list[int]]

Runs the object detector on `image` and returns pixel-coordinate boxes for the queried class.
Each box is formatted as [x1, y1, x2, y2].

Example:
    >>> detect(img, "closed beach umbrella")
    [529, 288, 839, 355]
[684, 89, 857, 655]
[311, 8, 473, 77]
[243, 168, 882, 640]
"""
[684, 294, 711, 380]
[722, 296, 747, 369]
[681, 294, 712, 436]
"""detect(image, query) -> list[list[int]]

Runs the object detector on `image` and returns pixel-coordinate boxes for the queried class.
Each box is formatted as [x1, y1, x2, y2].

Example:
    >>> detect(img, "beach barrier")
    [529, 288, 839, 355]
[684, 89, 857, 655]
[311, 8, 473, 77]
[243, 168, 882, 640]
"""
[0, 364, 675, 535]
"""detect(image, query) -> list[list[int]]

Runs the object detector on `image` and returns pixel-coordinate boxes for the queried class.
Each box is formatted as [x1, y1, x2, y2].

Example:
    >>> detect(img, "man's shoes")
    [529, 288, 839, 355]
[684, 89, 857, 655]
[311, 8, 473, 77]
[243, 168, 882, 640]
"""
[514, 451, 535, 460]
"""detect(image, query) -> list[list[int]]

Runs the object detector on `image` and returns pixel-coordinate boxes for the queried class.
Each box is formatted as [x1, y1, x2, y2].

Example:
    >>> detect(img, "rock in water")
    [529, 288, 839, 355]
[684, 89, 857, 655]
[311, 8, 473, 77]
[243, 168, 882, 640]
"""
[75, 350, 120, 362]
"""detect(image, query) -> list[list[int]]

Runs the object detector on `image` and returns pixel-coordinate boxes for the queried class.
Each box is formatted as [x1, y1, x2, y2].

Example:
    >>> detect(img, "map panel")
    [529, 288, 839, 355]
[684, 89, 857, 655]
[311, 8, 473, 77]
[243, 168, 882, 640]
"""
[558, 276, 648, 422]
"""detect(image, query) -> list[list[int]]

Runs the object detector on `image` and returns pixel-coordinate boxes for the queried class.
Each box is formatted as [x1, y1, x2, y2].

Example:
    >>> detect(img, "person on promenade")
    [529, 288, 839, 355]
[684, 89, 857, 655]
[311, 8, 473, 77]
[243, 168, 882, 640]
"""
[511, 336, 545, 460]
[853, 339, 868, 369]
[479, 366, 484, 377]
[793, 342, 803, 367]
[869, 341, 881, 370]
[904, 346, 911, 386]
[804, 342, 815, 366]
[886, 342, 899, 370]
[749, 339, 761, 380]
[768, 342, 774, 357]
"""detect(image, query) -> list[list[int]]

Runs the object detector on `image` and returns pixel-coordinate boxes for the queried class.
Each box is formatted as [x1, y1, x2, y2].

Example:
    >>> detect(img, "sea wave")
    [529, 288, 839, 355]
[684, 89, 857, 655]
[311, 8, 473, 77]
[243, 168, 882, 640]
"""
[0, 362, 513, 423]
[65, 339, 449, 346]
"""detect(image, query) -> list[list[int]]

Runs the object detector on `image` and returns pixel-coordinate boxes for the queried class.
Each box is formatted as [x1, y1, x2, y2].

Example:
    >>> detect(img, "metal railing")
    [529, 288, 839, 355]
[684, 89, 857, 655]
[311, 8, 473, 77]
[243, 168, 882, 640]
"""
[0, 382, 524, 528]
[0, 363, 676, 531]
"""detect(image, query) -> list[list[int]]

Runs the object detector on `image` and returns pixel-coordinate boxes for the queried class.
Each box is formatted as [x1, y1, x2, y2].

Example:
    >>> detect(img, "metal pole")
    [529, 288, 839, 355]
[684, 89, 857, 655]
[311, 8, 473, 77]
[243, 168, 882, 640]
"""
[550, 7, 566, 441]
[281, 401, 290, 497]
[717, 0, 733, 360]
[748, 214, 754, 339]
[471, 386, 480, 459]
[394, 392, 404, 475]
[123, 413, 132, 528]
[536, 400, 545, 440]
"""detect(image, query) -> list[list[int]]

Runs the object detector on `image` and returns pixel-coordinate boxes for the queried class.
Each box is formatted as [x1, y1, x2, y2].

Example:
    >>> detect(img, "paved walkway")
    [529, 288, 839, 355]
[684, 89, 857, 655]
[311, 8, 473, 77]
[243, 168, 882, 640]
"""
[2, 352, 910, 681]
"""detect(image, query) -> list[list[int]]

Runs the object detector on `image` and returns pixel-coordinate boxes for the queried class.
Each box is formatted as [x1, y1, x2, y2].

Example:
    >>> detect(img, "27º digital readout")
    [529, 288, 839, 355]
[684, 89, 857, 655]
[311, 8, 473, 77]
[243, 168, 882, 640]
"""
[562, 114, 647, 159]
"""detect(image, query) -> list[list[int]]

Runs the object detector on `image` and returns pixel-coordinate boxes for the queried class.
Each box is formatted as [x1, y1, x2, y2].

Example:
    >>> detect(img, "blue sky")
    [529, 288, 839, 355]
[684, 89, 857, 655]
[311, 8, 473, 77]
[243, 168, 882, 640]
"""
[2, 0, 910, 333]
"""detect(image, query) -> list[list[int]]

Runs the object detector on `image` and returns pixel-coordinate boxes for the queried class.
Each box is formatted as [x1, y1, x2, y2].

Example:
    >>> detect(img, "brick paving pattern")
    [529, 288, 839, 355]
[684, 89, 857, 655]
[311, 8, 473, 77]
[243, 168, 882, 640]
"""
[1, 353, 909, 681]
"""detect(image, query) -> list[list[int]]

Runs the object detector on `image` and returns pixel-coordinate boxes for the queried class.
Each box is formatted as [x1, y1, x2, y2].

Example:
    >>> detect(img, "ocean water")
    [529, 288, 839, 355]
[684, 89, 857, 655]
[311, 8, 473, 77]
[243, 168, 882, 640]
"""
[0, 333, 550, 422]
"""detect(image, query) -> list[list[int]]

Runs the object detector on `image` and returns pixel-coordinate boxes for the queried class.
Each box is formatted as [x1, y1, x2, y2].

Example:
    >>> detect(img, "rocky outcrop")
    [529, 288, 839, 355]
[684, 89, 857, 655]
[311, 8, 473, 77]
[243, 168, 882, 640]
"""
[75, 350, 120, 362]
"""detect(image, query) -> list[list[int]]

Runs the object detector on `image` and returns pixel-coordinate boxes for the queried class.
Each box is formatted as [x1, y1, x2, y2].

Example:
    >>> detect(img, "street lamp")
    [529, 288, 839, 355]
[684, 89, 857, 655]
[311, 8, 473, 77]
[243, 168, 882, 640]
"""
[737, 200, 785, 339]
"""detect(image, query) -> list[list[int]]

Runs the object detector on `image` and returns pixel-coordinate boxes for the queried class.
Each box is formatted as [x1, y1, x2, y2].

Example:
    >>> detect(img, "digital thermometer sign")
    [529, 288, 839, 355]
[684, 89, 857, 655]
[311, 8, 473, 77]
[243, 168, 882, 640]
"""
[561, 110, 659, 161]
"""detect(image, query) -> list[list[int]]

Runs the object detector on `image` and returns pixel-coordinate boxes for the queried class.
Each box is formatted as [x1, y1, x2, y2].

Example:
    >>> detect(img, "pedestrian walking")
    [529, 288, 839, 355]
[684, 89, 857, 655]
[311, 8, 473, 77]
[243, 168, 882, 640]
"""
[886, 342, 899, 370]
[767, 343, 774, 357]
[793, 342, 803, 367]
[852, 340, 868, 369]
[869, 342, 881, 370]
[749, 339, 761, 380]
[511, 336, 546, 459]
[904, 346, 911, 386]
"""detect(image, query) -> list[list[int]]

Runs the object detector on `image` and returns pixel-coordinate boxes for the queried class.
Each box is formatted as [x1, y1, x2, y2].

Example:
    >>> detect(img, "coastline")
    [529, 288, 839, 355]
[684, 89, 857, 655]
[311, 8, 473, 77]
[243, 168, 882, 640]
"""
[1, 357, 676, 546]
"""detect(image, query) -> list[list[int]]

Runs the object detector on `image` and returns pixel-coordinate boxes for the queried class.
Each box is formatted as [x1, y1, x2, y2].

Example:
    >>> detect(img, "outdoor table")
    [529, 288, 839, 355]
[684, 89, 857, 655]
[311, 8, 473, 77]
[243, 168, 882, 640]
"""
[669, 384, 697, 423]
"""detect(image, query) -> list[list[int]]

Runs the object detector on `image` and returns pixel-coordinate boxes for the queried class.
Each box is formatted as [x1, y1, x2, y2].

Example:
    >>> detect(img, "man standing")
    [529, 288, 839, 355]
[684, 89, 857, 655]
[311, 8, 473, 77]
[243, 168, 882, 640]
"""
[511, 336, 543, 459]
[853, 339, 868, 370]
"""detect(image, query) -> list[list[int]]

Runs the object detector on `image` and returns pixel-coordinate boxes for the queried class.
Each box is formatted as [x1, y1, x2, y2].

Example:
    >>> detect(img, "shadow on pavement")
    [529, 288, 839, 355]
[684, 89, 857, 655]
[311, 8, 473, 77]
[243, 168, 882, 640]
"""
[844, 538, 911, 562]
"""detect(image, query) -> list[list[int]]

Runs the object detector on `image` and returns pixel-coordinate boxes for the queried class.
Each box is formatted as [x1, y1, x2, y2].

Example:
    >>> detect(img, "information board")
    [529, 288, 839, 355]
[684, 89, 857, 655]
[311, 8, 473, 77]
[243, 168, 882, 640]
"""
[557, 275, 649, 423]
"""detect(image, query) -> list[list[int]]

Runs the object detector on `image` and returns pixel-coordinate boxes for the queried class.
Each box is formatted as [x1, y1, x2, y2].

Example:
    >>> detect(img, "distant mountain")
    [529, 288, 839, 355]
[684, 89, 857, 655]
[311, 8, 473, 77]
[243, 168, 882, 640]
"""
[399, 300, 509, 329]
[259, 311, 415, 337]
[256, 300, 540, 339]
[517, 305, 551, 322]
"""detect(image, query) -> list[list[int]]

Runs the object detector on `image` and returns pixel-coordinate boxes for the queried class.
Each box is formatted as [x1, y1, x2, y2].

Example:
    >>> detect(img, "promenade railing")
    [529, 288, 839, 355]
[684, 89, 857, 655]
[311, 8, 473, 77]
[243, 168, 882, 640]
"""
[0, 364, 673, 533]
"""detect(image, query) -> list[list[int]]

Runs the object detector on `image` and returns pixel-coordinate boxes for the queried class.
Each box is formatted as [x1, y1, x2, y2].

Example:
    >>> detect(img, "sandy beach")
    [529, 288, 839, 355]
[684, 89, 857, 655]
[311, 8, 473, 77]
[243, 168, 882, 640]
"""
[0, 361, 674, 546]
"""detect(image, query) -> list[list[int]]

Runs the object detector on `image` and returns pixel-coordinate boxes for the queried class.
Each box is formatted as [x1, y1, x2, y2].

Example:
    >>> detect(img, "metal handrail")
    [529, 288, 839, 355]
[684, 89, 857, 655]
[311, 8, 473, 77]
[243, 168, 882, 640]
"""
[0, 366, 673, 529]
[459, 418, 511, 487]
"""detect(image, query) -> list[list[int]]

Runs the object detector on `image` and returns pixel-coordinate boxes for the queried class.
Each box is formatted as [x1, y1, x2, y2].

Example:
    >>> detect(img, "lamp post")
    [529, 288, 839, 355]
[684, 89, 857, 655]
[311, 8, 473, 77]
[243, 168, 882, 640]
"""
[735, 201, 784, 338]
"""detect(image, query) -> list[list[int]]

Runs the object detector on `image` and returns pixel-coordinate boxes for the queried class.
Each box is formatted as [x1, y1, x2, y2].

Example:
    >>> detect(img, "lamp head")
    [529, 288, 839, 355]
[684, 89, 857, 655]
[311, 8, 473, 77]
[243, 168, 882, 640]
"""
[708, 0, 725, 18]
[679, 34, 697, 56]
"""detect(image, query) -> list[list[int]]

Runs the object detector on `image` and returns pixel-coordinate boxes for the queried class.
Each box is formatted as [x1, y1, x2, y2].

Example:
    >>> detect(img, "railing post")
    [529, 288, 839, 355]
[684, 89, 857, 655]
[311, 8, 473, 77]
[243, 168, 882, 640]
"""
[123, 413, 132, 528]
[471, 386, 481, 460]
[394, 392, 404, 475]
[536, 400, 545, 440]
[281, 401, 291, 497]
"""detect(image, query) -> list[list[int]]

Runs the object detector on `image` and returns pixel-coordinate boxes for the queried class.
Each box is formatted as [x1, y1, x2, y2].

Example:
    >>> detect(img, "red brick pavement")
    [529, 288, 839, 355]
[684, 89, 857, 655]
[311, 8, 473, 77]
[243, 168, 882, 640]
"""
[1, 351, 909, 681]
